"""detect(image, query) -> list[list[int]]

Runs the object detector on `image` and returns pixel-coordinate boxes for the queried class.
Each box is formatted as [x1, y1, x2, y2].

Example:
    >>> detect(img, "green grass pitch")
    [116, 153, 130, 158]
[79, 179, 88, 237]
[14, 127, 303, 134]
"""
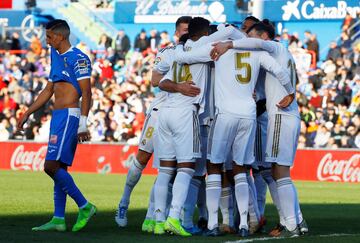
[1, 170, 359, 243]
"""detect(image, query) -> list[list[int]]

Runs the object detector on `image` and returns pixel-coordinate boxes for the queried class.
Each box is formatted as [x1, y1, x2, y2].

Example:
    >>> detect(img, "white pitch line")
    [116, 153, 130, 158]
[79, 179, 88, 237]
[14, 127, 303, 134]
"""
[223, 233, 360, 243]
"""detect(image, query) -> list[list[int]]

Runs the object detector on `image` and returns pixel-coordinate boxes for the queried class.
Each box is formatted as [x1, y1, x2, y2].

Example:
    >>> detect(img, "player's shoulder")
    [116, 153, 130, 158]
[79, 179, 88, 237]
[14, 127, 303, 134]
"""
[65, 47, 90, 62]
[158, 45, 176, 54]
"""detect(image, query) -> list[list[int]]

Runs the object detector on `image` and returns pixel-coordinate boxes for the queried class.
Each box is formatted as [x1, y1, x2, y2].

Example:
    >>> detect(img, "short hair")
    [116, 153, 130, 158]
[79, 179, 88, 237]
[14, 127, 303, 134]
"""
[248, 20, 275, 39]
[188, 17, 210, 38]
[244, 16, 260, 23]
[46, 19, 70, 39]
[175, 16, 192, 29]
[209, 24, 218, 35]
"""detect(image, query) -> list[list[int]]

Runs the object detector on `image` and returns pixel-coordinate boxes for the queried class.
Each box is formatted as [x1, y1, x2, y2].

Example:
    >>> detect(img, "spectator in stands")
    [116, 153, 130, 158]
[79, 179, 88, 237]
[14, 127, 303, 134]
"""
[149, 29, 161, 52]
[114, 29, 130, 60]
[306, 33, 320, 63]
[134, 29, 150, 52]
[159, 31, 171, 48]
[326, 41, 341, 61]
[97, 33, 112, 57]
[30, 35, 42, 56]
[10, 32, 21, 52]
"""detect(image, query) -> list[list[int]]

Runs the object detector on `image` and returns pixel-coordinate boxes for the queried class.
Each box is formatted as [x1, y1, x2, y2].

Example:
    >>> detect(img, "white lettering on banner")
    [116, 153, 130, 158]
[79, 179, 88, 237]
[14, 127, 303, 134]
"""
[317, 153, 360, 183]
[10, 145, 47, 171]
[282, 0, 360, 21]
[134, 0, 225, 23]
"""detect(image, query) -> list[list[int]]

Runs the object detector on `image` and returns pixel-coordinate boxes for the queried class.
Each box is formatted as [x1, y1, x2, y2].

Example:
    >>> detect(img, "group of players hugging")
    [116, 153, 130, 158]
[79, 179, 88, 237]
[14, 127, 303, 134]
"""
[19, 16, 308, 238]
[115, 16, 309, 238]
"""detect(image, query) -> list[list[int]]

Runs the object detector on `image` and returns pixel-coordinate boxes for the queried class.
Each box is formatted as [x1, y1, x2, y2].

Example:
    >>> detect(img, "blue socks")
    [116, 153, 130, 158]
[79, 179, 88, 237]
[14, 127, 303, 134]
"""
[54, 183, 67, 218]
[54, 168, 87, 209]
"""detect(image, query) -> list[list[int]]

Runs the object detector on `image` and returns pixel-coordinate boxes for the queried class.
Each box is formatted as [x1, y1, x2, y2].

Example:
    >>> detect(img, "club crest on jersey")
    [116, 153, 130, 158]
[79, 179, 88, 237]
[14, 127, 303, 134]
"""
[50, 135, 58, 144]
[141, 139, 147, 146]
[154, 56, 161, 65]
[63, 57, 68, 67]
[77, 59, 87, 68]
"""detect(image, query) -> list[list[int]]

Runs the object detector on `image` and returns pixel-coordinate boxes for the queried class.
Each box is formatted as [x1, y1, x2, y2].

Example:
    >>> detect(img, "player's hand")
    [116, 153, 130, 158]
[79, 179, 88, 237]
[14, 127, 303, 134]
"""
[210, 41, 232, 61]
[277, 93, 295, 109]
[178, 82, 201, 97]
[17, 113, 29, 131]
[78, 131, 91, 143]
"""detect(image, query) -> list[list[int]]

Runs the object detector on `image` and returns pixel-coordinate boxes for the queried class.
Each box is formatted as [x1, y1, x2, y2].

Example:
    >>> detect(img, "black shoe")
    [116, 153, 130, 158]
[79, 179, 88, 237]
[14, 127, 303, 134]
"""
[276, 226, 300, 238]
[203, 227, 224, 236]
[197, 217, 208, 231]
[298, 219, 309, 235]
[238, 228, 249, 237]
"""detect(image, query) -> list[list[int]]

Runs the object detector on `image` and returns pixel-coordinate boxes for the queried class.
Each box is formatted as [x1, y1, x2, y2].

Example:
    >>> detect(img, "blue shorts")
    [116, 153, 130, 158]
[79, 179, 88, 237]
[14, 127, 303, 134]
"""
[45, 108, 80, 166]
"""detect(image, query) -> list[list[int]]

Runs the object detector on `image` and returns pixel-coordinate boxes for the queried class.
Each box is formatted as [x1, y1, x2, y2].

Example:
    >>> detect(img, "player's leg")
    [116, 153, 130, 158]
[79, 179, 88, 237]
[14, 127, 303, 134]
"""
[219, 168, 235, 234]
[164, 108, 199, 237]
[182, 124, 208, 234]
[116, 111, 157, 226]
[196, 177, 208, 230]
[247, 169, 261, 234]
[205, 114, 234, 236]
[253, 169, 267, 221]
[266, 114, 305, 237]
[141, 180, 156, 233]
[34, 108, 95, 232]
[232, 118, 257, 237]
[153, 108, 176, 235]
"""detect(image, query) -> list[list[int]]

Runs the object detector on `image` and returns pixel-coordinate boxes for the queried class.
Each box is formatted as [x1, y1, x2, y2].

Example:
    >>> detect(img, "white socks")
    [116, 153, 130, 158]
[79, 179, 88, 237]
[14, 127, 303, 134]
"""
[220, 186, 234, 227]
[276, 177, 298, 231]
[154, 167, 175, 222]
[247, 173, 261, 223]
[234, 173, 249, 230]
[182, 178, 201, 228]
[253, 171, 267, 216]
[120, 159, 145, 207]
[206, 174, 221, 230]
[168, 168, 195, 220]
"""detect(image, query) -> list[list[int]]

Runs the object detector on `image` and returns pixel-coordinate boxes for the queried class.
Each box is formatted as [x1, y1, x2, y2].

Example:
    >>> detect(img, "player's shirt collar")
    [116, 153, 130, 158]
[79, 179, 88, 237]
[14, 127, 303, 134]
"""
[60, 46, 74, 56]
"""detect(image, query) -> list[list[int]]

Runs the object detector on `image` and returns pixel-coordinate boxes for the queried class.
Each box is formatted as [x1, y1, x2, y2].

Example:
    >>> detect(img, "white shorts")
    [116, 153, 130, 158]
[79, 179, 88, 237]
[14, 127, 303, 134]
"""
[139, 108, 159, 154]
[265, 114, 300, 166]
[158, 106, 201, 163]
[253, 111, 271, 169]
[207, 113, 256, 166]
[195, 125, 209, 176]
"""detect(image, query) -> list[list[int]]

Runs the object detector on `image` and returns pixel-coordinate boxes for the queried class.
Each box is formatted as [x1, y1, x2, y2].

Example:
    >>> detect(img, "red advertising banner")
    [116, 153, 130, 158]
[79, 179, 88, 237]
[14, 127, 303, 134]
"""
[1, 141, 359, 183]
[0, 0, 12, 9]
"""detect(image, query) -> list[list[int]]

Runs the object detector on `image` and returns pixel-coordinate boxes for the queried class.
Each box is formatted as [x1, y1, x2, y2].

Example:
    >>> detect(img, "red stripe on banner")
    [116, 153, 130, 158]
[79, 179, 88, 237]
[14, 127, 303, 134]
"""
[1, 141, 359, 182]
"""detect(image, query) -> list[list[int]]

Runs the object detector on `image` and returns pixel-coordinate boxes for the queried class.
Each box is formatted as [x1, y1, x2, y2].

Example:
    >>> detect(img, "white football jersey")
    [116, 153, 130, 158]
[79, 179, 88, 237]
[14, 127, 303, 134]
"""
[175, 41, 290, 119]
[233, 38, 299, 117]
[149, 46, 176, 112]
[215, 49, 289, 119]
[162, 26, 244, 113]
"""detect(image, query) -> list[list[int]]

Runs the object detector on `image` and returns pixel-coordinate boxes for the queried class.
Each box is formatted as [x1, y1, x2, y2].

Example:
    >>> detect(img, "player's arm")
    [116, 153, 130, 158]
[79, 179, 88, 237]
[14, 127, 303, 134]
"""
[151, 70, 164, 87]
[211, 38, 276, 60]
[17, 81, 54, 130]
[74, 57, 92, 142]
[158, 67, 200, 97]
[174, 43, 212, 64]
[197, 25, 246, 46]
[260, 52, 294, 93]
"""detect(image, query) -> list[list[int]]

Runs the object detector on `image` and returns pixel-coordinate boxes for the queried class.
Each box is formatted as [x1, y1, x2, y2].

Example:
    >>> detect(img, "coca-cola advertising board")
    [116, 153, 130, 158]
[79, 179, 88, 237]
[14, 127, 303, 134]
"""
[1, 141, 359, 183]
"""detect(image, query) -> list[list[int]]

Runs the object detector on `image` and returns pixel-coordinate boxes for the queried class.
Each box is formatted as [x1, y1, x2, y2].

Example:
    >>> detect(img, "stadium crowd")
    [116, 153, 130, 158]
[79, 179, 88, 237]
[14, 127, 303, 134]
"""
[0, 15, 359, 148]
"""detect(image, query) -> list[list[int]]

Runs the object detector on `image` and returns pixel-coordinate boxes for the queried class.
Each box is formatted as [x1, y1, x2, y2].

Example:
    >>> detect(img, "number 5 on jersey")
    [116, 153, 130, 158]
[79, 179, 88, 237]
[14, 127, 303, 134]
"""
[235, 52, 252, 84]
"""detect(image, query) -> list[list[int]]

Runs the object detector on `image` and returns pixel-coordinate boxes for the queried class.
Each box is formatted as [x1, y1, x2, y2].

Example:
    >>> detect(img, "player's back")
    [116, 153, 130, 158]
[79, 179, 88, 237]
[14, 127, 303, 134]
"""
[214, 49, 266, 119]
[164, 39, 209, 109]
[264, 41, 299, 117]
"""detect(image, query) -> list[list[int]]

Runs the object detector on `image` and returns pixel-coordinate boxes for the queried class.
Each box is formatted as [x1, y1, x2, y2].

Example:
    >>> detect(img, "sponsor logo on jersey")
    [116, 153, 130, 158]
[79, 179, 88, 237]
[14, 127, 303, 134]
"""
[50, 134, 58, 144]
[154, 56, 161, 65]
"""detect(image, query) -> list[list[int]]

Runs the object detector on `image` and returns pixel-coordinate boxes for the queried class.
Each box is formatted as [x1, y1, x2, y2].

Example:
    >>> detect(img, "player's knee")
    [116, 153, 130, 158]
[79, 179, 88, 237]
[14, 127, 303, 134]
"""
[207, 162, 222, 174]
[44, 161, 60, 177]
[136, 150, 152, 166]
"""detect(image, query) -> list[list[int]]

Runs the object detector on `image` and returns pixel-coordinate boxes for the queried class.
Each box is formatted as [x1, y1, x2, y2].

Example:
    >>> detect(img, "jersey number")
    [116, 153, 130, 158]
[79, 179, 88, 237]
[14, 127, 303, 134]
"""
[145, 127, 154, 138]
[235, 52, 252, 84]
[172, 62, 193, 83]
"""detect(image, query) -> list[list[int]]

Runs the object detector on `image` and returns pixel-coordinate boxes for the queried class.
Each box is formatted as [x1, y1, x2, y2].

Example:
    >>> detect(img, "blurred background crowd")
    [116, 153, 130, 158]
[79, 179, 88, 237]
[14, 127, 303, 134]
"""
[0, 14, 359, 148]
